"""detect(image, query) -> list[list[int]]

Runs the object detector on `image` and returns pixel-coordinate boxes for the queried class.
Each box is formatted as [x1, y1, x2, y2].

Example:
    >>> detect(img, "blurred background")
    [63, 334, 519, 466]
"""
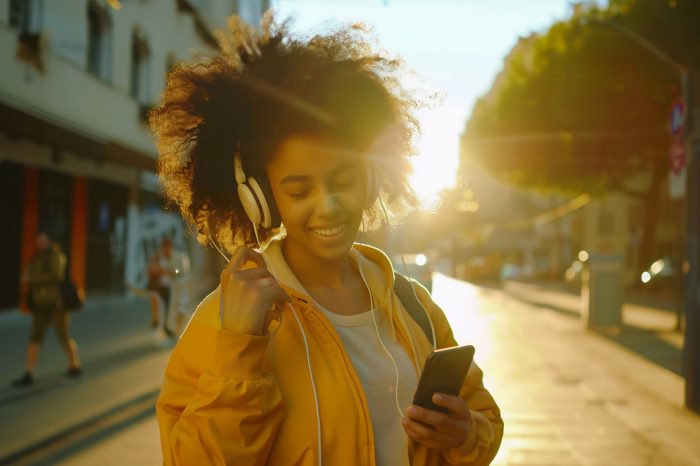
[1, 0, 699, 464]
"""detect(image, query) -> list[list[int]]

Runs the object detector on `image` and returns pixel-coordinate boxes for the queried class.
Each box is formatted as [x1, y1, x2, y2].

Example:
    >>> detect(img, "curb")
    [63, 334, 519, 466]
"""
[0, 389, 160, 465]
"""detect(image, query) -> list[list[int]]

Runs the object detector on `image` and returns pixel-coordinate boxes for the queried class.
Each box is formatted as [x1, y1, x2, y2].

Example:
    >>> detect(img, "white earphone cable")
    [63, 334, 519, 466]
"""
[252, 224, 323, 466]
[212, 223, 322, 464]
[290, 306, 324, 466]
[357, 261, 404, 419]
[378, 196, 437, 351]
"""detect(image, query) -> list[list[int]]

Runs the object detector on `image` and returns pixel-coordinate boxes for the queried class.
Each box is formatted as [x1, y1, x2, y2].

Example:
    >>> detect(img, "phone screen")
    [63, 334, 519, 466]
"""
[412, 345, 475, 413]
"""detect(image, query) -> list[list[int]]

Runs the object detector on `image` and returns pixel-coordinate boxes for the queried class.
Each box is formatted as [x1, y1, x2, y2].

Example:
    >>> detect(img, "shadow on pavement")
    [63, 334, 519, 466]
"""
[0, 342, 169, 408]
[596, 326, 682, 376]
[501, 287, 683, 376]
[0, 392, 158, 466]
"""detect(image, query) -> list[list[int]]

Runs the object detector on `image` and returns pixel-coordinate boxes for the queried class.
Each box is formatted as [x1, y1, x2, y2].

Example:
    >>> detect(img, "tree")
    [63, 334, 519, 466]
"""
[461, 0, 700, 271]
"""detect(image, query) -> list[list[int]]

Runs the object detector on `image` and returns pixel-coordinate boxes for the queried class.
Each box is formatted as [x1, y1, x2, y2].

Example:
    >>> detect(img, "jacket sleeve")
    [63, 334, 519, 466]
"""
[157, 294, 285, 466]
[414, 284, 504, 466]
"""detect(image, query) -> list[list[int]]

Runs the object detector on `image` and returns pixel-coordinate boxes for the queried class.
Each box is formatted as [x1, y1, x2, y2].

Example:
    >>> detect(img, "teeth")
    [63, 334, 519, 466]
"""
[311, 224, 345, 237]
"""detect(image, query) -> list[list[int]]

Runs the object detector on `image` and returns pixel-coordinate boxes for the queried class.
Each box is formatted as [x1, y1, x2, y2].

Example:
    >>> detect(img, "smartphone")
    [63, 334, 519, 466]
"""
[412, 345, 475, 414]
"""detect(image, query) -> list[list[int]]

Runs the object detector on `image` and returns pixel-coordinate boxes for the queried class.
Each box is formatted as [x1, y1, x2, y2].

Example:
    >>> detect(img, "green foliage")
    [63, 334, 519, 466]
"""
[462, 0, 697, 195]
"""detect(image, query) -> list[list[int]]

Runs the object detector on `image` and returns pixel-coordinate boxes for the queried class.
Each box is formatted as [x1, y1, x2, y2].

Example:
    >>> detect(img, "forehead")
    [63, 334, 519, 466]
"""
[267, 135, 359, 178]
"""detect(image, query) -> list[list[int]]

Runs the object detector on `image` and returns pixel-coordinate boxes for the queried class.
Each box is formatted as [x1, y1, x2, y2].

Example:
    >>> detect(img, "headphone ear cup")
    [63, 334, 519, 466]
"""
[364, 163, 378, 208]
[237, 183, 262, 226]
[247, 177, 272, 228]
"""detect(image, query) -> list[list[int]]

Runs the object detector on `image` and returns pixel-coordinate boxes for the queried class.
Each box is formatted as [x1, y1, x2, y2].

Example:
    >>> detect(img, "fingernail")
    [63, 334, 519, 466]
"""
[407, 406, 418, 416]
[259, 277, 276, 287]
[433, 393, 442, 402]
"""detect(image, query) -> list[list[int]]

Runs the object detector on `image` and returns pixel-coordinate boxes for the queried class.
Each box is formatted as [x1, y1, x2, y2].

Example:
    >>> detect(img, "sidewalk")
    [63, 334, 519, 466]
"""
[500, 280, 684, 375]
[4, 276, 699, 465]
[0, 292, 174, 464]
[433, 275, 700, 465]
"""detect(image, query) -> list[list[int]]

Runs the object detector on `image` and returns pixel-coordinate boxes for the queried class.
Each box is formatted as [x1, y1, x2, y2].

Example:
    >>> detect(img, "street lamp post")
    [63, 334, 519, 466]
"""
[590, 18, 700, 412]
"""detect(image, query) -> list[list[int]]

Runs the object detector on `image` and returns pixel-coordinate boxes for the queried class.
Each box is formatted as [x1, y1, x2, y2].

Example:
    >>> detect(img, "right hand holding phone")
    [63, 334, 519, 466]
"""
[401, 394, 473, 451]
[219, 246, 290, 335]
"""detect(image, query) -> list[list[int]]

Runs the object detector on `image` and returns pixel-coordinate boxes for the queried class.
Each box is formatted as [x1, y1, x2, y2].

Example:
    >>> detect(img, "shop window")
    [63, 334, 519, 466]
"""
[9, 0, 31, 31]
[130, 29, 151, 104]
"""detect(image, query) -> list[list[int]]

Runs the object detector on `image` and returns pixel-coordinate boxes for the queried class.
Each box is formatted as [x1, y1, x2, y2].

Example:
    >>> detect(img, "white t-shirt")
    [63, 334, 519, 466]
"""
[269, 247, 420, 465]
[317, 304, 419, 466]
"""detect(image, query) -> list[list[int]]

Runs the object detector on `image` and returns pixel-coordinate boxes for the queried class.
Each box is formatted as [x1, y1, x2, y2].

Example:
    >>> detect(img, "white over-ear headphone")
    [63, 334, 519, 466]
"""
[234, 154, 274, 228]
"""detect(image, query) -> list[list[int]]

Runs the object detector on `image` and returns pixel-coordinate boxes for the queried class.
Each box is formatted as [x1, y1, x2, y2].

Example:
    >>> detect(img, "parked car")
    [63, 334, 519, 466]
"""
[392, 253, 433, 292]
[640, 256, 679, 293]
[458, 254, 502, 283]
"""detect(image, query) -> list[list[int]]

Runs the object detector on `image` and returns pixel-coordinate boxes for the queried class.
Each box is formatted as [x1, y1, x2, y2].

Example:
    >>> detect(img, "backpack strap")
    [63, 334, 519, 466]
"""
[393, 273, 434, 347]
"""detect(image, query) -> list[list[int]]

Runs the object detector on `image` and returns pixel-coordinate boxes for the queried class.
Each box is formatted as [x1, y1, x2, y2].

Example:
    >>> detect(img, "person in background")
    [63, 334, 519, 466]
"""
[147, 236, 191, 337]
[11, 232, 82, 387]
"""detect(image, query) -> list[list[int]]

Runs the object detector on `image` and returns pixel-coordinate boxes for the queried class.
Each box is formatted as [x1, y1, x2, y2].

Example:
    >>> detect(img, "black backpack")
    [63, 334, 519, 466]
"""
[393, 273, 434, 346]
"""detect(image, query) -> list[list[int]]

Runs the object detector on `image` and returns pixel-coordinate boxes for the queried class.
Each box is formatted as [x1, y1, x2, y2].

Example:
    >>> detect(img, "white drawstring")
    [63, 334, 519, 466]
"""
[289, 306, 324, 466]
[357, 261, 404, 419]
[211, 237, 323, 466]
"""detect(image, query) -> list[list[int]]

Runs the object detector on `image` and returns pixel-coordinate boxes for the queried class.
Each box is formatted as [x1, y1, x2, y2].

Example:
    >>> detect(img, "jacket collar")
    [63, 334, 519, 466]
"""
[261, 236, 397, 308]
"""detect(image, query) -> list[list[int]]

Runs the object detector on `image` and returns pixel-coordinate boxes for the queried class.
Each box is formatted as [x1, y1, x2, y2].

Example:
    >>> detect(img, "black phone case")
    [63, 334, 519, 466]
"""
[412, 345, 475, 413]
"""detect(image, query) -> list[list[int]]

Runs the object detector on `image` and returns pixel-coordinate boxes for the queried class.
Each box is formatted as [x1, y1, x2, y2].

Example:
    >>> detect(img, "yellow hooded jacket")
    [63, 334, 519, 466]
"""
[157, 240, 503, 465]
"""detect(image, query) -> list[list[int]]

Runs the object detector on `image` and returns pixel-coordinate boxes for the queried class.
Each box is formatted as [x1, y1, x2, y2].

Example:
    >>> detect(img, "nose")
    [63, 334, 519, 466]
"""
[316, 187, 342, 218]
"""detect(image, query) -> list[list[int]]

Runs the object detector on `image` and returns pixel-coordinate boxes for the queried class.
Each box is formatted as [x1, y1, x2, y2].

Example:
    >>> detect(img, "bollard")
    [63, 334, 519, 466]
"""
[580, 253, 624, 330]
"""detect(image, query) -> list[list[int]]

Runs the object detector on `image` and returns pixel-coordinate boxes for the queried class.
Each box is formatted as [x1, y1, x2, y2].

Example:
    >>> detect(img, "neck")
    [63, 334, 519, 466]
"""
[282, 238, 354, 290]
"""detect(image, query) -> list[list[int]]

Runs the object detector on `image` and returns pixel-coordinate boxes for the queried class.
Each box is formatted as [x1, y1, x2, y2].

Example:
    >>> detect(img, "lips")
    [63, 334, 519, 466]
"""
[309, 222, 347, 238]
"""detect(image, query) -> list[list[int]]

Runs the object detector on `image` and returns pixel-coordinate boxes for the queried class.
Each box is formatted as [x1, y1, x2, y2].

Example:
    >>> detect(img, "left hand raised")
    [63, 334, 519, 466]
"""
[401, 393, 473, 451]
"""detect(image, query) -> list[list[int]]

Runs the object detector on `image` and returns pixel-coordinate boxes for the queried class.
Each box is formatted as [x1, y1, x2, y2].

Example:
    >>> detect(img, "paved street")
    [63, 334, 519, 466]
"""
[0, 293, 172, 465]
[434, 276, 699, 465]
[2, 274, 699, 465]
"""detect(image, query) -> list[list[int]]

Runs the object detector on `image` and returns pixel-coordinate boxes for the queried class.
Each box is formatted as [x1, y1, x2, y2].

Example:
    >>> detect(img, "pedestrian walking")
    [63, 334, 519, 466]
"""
[11, 232, 82, 387]
[147, 236, 191, 337]
[149, 14, 502, 465]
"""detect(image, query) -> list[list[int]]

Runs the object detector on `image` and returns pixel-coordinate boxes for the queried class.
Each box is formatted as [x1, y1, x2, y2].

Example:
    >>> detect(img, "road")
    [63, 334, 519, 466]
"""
[2, 275, 699, 465]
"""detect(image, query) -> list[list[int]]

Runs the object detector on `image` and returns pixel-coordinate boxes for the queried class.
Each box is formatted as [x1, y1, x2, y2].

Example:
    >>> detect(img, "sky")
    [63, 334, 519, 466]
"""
[274, 0, 579, 207]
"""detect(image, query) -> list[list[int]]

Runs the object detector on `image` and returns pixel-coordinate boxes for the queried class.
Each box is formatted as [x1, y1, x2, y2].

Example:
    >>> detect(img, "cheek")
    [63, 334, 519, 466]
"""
[275, 198, 309, 229]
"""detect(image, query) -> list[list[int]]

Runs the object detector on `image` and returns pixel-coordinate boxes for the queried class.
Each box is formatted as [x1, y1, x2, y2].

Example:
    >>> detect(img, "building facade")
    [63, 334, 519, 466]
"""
[0, 0, 268, 309]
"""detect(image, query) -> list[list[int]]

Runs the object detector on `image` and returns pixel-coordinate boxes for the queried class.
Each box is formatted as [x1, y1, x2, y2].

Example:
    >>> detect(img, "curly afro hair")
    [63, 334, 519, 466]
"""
[149, 13, 421, 252]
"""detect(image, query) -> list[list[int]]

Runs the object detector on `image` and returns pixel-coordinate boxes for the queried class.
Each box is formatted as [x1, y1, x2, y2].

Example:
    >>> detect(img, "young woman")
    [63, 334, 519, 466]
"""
[150, 15, 502, 466]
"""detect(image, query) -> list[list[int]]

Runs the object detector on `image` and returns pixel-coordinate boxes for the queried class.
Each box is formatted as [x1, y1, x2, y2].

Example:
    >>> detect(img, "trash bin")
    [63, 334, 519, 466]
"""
[580, 253, 624, 329]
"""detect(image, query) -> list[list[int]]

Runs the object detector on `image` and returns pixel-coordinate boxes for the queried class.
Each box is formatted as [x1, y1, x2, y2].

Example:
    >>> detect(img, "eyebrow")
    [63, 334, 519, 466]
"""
[279, 162, 356, 185]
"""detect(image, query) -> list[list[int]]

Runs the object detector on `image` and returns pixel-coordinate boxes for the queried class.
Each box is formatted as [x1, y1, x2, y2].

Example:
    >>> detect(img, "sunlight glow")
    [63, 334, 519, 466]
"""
[409, 108, 461, 210]
[431, 273, 493, 361]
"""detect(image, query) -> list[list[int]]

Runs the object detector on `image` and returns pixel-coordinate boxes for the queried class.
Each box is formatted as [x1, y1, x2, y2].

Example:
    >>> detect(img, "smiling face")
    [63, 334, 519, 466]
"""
[266, 135, 367, 265]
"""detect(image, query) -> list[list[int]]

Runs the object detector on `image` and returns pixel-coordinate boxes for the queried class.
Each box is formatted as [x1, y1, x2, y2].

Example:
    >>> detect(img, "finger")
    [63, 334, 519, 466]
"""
[227, 246, 250, 270]
[402, 417, 462, 450]
[235, 267, 276, 281]
[272, 284, 293, 305]
[404, 405, 464, 436]
[255, 276, 278, 288]
[432, 393, 471, 421]
[229, 246, 266, 271]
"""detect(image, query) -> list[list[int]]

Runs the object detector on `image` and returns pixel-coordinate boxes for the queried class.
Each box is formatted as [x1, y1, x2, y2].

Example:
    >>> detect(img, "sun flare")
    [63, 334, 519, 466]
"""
[409, 111, 460, 210]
